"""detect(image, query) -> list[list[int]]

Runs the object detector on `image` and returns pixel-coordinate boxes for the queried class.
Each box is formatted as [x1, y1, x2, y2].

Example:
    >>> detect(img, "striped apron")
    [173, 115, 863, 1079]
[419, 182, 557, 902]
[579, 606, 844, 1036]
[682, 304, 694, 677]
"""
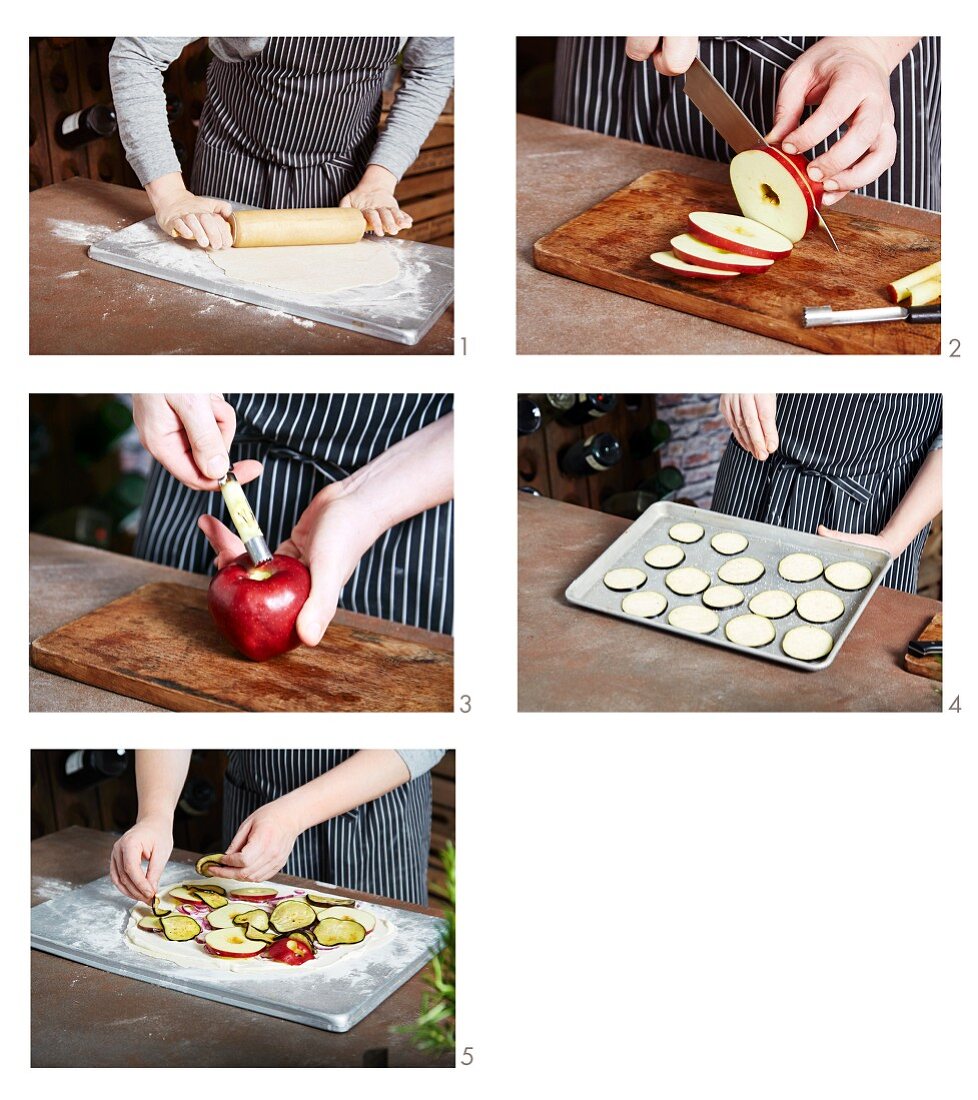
[190, 36, 401, 207]
[223, 750, 432, 905]
[134, 394, 454, 634]
[710, 394, 942, 594]
[554, 37, 941, 210]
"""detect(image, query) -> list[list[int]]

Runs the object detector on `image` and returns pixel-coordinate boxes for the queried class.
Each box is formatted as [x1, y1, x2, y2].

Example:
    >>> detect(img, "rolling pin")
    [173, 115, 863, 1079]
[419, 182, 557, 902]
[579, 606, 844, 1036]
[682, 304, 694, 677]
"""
[229, 207, 366, 248]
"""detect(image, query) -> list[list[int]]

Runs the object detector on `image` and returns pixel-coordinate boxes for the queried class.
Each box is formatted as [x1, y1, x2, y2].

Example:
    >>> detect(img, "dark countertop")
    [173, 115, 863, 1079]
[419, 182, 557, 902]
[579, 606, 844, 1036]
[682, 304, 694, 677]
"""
[517, 495, 942, 712]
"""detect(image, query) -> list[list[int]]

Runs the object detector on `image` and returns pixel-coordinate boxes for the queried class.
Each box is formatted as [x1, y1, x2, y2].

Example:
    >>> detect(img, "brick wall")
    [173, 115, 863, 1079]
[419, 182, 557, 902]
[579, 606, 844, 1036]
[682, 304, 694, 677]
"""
[655, 394, 731, 508]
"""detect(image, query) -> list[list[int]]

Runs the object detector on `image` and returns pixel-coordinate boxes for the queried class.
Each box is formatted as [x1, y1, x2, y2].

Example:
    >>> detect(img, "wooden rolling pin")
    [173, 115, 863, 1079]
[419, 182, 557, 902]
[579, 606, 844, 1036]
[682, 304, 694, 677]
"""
[229, 207, 366, 248]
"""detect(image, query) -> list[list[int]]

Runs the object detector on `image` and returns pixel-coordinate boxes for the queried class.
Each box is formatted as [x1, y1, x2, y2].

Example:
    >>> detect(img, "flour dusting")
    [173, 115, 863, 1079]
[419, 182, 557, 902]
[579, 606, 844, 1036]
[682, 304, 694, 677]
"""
[57, 270, 81, 279]
[32, 876, 75, 901]
[48, 219, 113, 245]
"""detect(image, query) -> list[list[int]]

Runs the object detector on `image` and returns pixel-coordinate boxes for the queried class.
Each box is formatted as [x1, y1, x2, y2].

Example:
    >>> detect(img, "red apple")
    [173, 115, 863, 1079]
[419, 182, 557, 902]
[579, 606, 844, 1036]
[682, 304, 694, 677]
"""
[670, 233, 774, 273]
[687, 212, 793, 259]
[207, 553, 311, 661]
[729, 146, 821, 243]
[263, 936, 316, 966]
[650, 250, 740, 281]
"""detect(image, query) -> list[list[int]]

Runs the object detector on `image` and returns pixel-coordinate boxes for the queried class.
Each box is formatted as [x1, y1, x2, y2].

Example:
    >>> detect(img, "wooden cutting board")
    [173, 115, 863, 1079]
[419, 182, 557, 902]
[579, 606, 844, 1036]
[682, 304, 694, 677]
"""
[904, 612, 942, 681]
[29, 582, 453, 712]
[533, 170, 940, 354]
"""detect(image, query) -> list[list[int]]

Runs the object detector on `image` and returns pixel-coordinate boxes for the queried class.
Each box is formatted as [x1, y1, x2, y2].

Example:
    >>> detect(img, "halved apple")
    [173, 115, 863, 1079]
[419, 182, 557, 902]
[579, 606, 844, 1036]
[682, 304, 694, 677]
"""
[204, 926, 267, 958]
[650, 251, 740, 281]
[687, 212, 792, 259]
[729, 147, 820, 243]
[670, 233, 774, 274]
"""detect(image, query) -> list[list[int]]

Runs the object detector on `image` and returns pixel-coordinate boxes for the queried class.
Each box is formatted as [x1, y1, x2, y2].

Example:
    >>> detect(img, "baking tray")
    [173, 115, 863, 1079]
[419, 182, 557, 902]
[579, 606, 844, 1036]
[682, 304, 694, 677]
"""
[565, 501, 891, 672]
[30, 864, 446, 1033]
[88, 212, 453, 346]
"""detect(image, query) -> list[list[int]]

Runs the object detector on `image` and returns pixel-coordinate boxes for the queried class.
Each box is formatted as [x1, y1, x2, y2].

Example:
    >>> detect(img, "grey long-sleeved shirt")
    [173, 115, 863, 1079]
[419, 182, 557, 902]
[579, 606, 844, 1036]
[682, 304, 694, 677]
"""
[108, 37, 453, 187]
[395, 750, 445, 780]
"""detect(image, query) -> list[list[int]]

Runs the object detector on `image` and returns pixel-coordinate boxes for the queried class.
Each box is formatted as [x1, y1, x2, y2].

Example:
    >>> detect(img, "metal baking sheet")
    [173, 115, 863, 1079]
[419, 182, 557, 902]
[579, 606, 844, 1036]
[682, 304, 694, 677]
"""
[30, 864, 445, 1033]
[88, 213, 453, 346]
[565, 501, 891, 672]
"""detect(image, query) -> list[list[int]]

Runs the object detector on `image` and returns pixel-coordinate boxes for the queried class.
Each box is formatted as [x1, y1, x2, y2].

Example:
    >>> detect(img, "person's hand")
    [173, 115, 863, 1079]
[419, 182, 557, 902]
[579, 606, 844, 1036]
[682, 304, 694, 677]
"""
[145, 172, 233, 249]
[340, 164, 413, 237]
[817, 526, 898, 556]
[205, 801, 303, 883]
[720, 394, 779, 461]
[766, 37, 897, 206]
[133, 393, 263, 489]
[624, 37, 699, 76]
[198, 481, 385, 647]
[110, 815, 173, 903]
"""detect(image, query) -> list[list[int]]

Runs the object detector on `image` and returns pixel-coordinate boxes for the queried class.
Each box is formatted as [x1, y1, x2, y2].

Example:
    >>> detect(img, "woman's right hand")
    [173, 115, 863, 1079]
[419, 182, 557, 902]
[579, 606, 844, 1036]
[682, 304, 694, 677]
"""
[110, 816, 174, 903]
[145, 172, 233, 250]
[132, 393, 263, 489]
[624, 37, 699, 75]
[720, 394, 780, 461]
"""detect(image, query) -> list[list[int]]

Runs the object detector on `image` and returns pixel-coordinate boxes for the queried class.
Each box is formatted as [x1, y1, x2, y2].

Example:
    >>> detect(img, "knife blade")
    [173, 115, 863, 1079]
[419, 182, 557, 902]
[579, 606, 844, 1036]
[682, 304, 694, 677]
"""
[683, 57, 839, 252]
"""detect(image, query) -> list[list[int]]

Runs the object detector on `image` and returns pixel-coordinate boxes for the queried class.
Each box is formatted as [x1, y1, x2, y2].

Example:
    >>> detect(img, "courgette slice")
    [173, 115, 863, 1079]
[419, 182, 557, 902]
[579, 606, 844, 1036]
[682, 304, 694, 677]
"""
[244, 924, 280, 944]
[150, 896, 170, 917]
[190, 888, 229, 910]
[644, 544, 685, 569]
[161, 914, 202, 942]
[269, 899, 317, 934]
[194, 852, 226, 877]
[782, 624, 834, 661]
[137, 915, 164, 932]
[289, 930, 317, 952]
[795, 589, 845, 624]
[667, 604, 719, 634]
[602, 567, 647, 592]
[748, 589, 796, 619]
[305, 892, 356, 908]
[314, 916, 367, 947]
[664, 566, 710, 596]
[621, 591, 667, 619]
[710, 531, 748, 555]
[778, 552, 823, 583]
[716, 556, 765, 585]
[702, 584, 744, 610]
[724, 613, 776, 648]
[824, 561, 872, 591]
[232, 908, 271, 932]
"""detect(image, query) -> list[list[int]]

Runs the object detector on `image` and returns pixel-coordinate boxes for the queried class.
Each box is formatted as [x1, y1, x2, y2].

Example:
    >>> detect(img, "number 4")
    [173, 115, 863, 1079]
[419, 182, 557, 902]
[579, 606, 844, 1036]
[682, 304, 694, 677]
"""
[948, 695, 961, 712]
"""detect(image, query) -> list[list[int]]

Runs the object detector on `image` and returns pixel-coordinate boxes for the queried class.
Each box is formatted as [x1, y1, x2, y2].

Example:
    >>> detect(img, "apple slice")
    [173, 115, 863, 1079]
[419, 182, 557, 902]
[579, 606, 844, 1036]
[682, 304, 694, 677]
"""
[208, 901, 270, 930]
[729, 147, 817, 243]
[315, 905, 376, 933]
[687, 212, 792, 260]
[204, 926, 268, 958]
[229, 887, 279, 902]
[650, 251, 740, 281]
[670, 233, 774, 273]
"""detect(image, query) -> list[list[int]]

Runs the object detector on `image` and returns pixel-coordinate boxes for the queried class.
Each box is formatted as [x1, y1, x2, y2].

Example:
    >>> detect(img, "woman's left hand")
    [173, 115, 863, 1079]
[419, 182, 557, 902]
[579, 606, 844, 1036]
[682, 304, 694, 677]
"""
[817, 525, 897, 555]
[341, 164, 413, 237]
[206, 801, 303, 883]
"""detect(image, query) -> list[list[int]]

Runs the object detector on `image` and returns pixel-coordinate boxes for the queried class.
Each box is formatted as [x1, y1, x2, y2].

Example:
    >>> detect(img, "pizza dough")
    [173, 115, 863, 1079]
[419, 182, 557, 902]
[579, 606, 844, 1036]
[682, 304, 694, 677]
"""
[724, 613, 776, 648]
[644, 544, 685, 569]
[125, 877, 394, 977]
[782, 624, 834, 661]
[665, 566, 711, 596]
[621, 591, 667, 618]
[668, 521, 704, 544]
[603, 567, 647, 591]
[208, 240, 400, 297]
[717, 556, 765, 585]
[702, 584, 745, 609]
[796, 589, 845, 623]
[710, 531, 749, 555]
[778, 552, 824, 582]
[668, 605, 719, 634]
[824, 561, 873, 591]
[748, 589, 796, 619]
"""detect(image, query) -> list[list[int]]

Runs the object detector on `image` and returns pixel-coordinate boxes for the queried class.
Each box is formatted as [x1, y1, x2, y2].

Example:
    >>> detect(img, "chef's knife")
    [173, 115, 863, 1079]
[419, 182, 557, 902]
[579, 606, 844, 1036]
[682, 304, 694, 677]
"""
[683, 57, 840, 252]
[218, 470, 272, 565]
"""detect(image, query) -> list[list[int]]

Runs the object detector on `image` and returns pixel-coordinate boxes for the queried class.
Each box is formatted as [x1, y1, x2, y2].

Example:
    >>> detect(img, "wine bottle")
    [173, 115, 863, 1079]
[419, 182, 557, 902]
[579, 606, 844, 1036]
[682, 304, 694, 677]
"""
[559, 433, 622, 476]
[630, 418, 672, 459]
[60, 749, 128, 790]
[639, 465, 685, 497]
[556, 394, 618, 426]
[178, 777, 217, 817]
[517, 398, 542, 435]
[601, 490, 661, 519]
[55, 103, 117, 149]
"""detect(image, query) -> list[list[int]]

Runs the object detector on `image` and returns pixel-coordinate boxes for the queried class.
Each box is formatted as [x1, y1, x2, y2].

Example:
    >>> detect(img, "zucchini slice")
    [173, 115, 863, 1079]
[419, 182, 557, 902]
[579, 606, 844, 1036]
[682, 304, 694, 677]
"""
[782, 624, 834, 661]
[150, 896, 170, 917]
[824, 561, 872, 591]
[289, 930, 317, 952]
[232, 908, 271, 932]
[244, 924, 280, 944]
[667, 604, 719, 634]
[208, 902, 267, 930]
[668, 521, 704, 544]
[194, 852, 226, 877]
[189, 888, 229, 910]
[701, 584, 744, 610]
[184, 883, 226, 895]
[716, 556, 765, 585]
[305, 892, 356, 908]
[724, 613, 776, 648]
[710, 531, 748, 555]
[748, 589, 796, 619]
[315, 905, 377, 933]
[778, 552, 824, 583]
[314, 916, 367, 948]
[269, 899, 317, 934]
[621, 591, 667, 619]
[160, 914, 202, 942]
[665, 566, 711, 596]
[644, 544, 685, 569]
[137, 915, 164, 932]
[602, 567, 647, 592]
[795, 589, 845, 623]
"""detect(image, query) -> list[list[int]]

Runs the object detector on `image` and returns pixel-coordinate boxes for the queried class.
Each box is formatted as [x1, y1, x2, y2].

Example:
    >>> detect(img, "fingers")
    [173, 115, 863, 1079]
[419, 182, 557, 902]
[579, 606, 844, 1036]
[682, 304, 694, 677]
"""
[229, 459, 263, 486]
[806, 102, 886, 182]
[145, 842, 170, 895]
[197, 515, 246, 566]
[199, 211, 233, 250]
[167, 394, 230, 481]
[122, 841, 153, 902]
[738, 397, 771, 461]
[766, 65, 810, 145]
[780, 79, 867, 155]
[756, 394, 779, 454]
[208, 393, 238, 455]
[363, 208, 384, 236]
[821, 128, 897, 194]
[395, 208, 413, 229]
[295, 561, 342, 647]
[378, 207, 401, 236]
[625, 37, 661, 62]
[170, 216, 196, 242]
[338, 194, 352, 208]
[653, 37, 698, 76]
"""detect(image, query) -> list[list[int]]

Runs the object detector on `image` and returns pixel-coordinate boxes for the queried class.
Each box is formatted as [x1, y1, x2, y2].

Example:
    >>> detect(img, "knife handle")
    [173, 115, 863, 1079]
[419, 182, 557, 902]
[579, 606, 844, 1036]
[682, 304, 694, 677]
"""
[906, 304, 941, 324]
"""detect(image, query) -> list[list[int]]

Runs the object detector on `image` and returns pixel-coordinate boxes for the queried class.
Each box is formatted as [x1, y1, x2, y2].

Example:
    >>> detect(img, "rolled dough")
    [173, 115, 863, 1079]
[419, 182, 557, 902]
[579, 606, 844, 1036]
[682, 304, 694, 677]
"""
[125, 877, 394, 977]
[208, 241, 400, 297]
